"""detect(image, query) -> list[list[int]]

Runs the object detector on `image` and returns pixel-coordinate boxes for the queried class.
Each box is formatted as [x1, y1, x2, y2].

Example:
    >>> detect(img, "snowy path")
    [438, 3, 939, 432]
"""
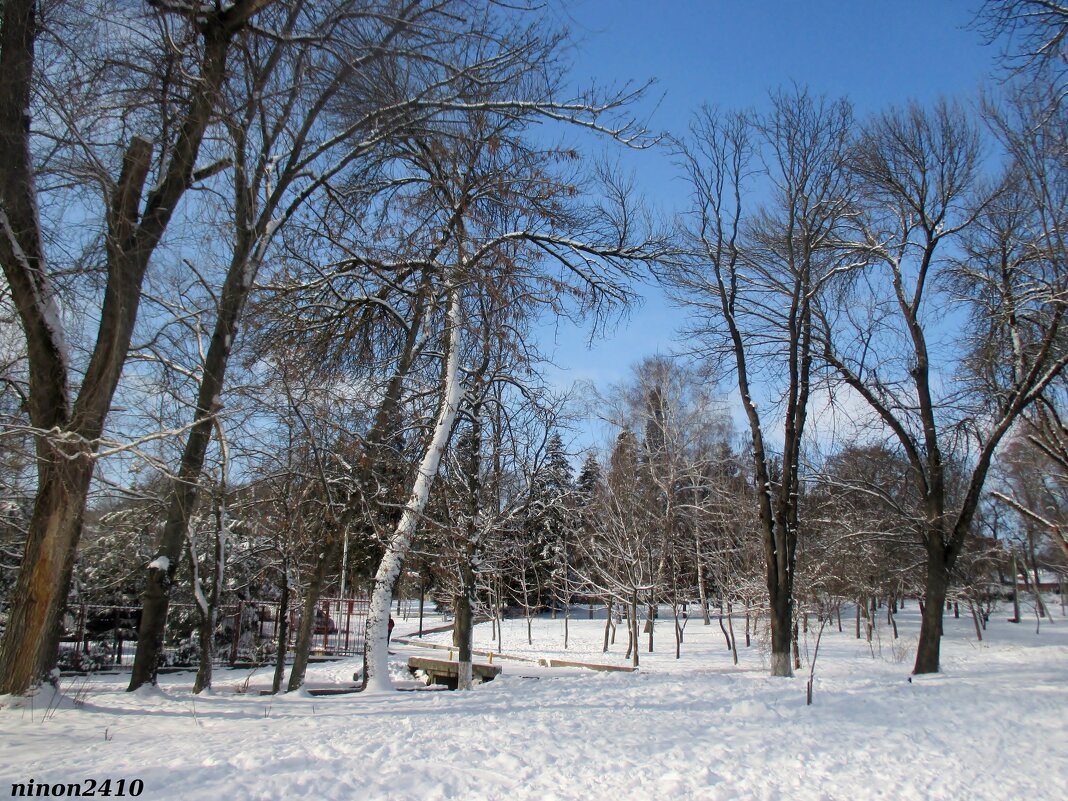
[1, 607, 1065, 801]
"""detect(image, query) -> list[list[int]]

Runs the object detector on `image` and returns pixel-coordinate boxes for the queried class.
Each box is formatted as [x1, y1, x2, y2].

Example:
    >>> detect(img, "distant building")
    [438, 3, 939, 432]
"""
[1015, 570, 1067, 594]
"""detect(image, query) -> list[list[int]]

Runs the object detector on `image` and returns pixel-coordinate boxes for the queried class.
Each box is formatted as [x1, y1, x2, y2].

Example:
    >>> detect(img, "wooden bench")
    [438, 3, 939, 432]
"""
[407, 655, 502, 689]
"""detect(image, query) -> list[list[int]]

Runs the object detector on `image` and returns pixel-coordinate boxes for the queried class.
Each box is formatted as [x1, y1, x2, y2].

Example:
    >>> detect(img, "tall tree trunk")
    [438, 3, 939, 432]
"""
[914, 542, 948, 674]
[456, 400, 484, 692]
[0, 0, 76, 694]
[286, 532, 340, 692]
[455, 562, 475, 691]
[363, 281, 464, 692]
[0, 1, 263, 695]
[193, 486, 228, 694]
[271, 561, 291, 694]
[130, 226, 258, 690]
[0, 455, 92, 692]
[602, 600, 613, 653]
[696, 534, 711, 625]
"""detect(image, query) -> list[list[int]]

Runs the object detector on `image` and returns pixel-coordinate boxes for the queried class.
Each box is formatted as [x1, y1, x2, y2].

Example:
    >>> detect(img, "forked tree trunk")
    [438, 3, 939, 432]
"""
[0, 0, 264, 696]
[717, 602, 731, 650]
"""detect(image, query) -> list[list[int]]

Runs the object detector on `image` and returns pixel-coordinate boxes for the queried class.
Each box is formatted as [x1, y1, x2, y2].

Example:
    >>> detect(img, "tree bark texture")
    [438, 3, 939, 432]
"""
[363, 281, 464, 692]
[456, 400, 484, 691]
[271, 563, 291, 694]
[0, 1, 263, 694]
[914, 542, 949, 674]
[286, 533, 341, 692]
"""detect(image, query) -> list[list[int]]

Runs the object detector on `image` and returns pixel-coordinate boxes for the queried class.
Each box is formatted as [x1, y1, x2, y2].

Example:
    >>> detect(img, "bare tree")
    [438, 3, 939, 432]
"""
[129, 0, 503, 690]
[573, 429, 656, 668]
[993, 433, 1068, 607]
[993, 400, 1068, 563]
[671, 89, 856, 676]
[0, 0, 275, 695]
[975, 0, 1068, 101]
[354, 58, 663, 689]
[804, 442, 925, 639]
[817, 99, 1068, 673]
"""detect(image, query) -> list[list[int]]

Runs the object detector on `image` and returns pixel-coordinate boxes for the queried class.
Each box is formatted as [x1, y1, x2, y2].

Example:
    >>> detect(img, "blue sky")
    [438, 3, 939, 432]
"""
[537, 1, 1006, 444]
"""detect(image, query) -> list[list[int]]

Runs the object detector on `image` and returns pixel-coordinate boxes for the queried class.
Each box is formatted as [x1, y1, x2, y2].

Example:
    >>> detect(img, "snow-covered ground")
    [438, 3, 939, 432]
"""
[1, 603, 1065, 801]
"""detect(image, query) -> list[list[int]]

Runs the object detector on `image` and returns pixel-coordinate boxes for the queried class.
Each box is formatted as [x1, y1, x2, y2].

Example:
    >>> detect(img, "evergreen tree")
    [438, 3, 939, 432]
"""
[577, 453, 603, 504]
[525, 432, 576, 610]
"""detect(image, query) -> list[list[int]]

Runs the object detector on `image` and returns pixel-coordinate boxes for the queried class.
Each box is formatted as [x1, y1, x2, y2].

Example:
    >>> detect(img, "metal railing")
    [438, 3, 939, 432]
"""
[54, 596, 370, 672]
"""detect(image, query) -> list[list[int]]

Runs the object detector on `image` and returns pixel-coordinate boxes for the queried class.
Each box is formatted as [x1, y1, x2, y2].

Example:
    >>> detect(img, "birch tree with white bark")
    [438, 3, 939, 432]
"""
[356, 78, 665, 692]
